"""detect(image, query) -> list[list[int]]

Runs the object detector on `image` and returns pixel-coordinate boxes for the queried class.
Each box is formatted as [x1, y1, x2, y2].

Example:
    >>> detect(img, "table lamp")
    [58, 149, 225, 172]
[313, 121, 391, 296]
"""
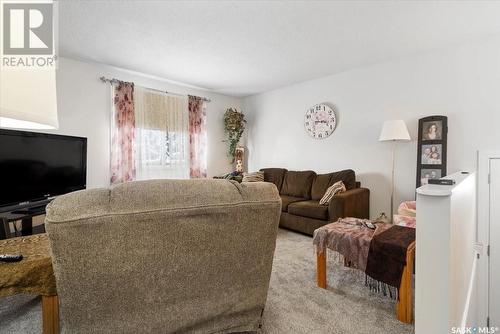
[379, 120, 411, 222]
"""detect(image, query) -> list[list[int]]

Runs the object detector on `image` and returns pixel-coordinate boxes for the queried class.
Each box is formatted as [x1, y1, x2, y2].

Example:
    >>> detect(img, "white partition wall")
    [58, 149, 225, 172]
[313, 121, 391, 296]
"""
[415, 172, 477, 334]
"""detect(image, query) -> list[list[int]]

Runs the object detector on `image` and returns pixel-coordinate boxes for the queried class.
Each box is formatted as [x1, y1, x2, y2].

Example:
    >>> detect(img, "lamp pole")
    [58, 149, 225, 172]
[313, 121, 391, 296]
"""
[391, 140, 396, 223]
[379, 119, 411, 223]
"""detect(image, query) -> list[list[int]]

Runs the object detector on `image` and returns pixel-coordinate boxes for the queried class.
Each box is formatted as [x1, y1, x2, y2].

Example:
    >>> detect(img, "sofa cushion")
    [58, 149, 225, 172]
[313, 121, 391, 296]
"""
[311, 169, 356, 200]
[280, 195, 307, 212]
[288, 200, 329, 220]
[242, 171, 264, 182]
[260, 168, 287, 191]
[281, 170, 316, 199]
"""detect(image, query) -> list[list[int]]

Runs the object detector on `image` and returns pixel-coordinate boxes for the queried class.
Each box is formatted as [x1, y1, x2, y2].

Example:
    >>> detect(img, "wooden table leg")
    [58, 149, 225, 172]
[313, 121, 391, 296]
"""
[317, 250, 327, 289]
[21, 217, 33, 236]
[397, 242, 415, 324]
[42, 295, 59, 334]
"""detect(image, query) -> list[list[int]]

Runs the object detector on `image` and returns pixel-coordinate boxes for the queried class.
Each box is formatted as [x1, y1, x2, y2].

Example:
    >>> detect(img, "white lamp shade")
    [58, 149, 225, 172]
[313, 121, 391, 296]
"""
[379, 120, 411, 141]
[0, 68, 58, 129]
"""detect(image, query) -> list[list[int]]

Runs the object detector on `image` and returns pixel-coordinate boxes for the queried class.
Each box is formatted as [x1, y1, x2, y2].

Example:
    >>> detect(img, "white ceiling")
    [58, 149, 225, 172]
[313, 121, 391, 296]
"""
[59, 1, 500, 97]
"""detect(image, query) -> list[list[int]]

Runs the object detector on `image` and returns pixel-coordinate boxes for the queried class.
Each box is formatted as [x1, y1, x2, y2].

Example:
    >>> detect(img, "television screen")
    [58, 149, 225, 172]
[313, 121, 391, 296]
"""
[0, 129, 87, 209]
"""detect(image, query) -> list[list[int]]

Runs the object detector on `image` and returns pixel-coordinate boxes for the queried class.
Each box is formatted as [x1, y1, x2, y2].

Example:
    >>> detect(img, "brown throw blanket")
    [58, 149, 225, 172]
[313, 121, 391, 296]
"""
[365, 225, 415, 288]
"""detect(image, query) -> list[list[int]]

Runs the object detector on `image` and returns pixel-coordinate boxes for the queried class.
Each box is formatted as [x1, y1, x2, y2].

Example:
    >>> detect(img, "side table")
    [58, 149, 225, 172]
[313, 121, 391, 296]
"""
[0, 233, 58, 333]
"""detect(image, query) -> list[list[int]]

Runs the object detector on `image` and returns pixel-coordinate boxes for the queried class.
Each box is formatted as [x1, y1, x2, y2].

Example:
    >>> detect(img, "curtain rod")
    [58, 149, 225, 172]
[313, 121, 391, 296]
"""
[99, 76, 211, 102]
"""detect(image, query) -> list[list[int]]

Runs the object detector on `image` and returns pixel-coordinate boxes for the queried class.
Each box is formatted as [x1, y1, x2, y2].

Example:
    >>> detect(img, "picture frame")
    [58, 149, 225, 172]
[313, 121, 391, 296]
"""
[234, 146, 245, 172]
[420, 168, 442, 186]
[416, 116, 448, 188]
[421, 144, 442, 165]
[422, 120, 443, 141]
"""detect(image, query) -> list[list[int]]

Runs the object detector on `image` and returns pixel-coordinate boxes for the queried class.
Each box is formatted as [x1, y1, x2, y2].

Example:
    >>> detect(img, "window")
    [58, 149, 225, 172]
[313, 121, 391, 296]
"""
[134, 87, 189, 179]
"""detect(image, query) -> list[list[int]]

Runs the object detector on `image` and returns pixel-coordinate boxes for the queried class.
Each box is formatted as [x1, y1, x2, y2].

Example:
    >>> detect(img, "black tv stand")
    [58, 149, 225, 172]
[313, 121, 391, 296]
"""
[11, 205, 47, 215]
[0, 201, 52, 240]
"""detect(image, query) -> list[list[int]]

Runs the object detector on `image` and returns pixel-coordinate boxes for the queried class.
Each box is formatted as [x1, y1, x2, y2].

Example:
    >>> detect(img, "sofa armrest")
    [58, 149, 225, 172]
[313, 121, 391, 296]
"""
[328, 187, 370, 222]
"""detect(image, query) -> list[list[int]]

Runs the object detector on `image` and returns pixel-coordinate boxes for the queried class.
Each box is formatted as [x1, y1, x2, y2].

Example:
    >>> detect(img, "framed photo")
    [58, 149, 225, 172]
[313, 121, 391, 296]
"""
[422, 120, 443, 141]
[234, 146, 245, 172]
[416, 116, 448, 188]
[421, 144, 442, 165]
[420, 169, 442, 186]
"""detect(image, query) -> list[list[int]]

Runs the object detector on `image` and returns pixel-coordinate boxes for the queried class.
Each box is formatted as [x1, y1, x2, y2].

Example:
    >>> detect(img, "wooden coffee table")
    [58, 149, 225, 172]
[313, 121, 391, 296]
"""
[316, 241, 415, 324]
[0, 233, 59, 334]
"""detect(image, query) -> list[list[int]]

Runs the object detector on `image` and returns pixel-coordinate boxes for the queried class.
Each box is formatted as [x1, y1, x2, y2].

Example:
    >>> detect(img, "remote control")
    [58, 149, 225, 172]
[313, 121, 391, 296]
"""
[0, 254, 23, 262]
[428, 179, 455, 185]
[364, 222, 376, 230]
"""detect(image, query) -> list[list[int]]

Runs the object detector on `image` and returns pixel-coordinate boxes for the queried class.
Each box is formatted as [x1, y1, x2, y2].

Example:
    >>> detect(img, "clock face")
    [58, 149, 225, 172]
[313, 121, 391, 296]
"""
[304, 104, 337, 139]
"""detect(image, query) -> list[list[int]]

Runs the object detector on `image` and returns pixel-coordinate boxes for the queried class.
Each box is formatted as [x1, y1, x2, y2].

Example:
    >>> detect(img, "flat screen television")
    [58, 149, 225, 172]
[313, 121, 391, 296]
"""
[0, 129, 87, 211]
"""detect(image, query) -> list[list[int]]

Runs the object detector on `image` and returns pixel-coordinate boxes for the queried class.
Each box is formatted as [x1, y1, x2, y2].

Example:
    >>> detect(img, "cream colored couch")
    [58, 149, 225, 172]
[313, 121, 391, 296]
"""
[45, 179, 281, 333]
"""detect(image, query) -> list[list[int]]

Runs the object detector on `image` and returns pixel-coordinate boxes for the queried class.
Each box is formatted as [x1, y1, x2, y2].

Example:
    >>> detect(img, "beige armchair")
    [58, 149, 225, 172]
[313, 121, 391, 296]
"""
[45, 179, 281, 333]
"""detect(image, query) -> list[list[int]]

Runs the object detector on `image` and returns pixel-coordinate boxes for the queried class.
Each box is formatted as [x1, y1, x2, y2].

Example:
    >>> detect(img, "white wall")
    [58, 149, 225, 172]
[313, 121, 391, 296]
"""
[47, 57, 241, 188]
[243, 36, 500, 218]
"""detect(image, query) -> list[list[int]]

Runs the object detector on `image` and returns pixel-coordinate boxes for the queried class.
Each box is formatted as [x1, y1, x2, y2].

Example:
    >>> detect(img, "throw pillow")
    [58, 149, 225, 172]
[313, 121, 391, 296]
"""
[319, 181, 346, 205]
[242, 171, 265, 182]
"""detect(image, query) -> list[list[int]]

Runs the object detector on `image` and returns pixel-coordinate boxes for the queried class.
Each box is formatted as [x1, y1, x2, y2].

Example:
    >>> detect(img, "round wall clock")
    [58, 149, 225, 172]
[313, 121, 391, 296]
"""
[304, 103, 337, 139]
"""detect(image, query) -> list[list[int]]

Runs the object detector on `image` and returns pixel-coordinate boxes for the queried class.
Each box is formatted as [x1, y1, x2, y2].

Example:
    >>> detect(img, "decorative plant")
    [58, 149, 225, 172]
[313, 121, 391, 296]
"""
[223, 108, 246, 163]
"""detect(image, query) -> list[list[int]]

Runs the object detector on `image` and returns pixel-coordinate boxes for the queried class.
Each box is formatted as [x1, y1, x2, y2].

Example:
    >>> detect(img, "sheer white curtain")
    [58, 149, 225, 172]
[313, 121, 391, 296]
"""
[134, 86, 189, 180]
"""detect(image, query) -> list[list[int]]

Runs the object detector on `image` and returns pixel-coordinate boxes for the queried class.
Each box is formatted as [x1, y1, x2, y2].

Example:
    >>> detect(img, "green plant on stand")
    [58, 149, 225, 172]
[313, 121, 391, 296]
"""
[223, 108, 246, 164]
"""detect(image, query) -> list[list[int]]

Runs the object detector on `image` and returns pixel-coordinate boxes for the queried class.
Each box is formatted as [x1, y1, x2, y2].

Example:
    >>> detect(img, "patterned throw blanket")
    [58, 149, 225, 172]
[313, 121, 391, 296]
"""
[0, 234, 56, 297]
[313, 218, 415, 289]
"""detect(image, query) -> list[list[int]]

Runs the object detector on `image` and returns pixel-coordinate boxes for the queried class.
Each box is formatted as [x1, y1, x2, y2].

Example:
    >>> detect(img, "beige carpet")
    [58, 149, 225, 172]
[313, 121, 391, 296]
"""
[261, 229, 413, 333]
[0, 228, 414, 333]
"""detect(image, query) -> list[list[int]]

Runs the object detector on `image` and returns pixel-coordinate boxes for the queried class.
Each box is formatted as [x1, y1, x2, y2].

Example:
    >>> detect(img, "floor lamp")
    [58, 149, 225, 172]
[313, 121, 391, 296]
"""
[379, 120, 411, 222]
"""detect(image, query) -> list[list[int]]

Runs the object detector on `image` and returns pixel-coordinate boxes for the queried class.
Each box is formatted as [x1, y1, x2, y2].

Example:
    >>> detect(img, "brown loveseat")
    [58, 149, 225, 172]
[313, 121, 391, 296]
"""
[260, 168, 369, 235]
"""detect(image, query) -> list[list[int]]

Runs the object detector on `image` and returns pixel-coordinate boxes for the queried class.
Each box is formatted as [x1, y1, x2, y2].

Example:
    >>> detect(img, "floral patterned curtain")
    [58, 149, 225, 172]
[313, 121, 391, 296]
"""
[110, 82, 136, 184]
[188, 95, 207, 178]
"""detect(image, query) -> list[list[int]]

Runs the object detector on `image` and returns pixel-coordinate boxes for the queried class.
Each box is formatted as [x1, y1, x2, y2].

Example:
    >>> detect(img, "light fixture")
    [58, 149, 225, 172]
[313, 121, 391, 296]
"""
[0, 67, 58, 129]
[379, 120, 411, 222]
